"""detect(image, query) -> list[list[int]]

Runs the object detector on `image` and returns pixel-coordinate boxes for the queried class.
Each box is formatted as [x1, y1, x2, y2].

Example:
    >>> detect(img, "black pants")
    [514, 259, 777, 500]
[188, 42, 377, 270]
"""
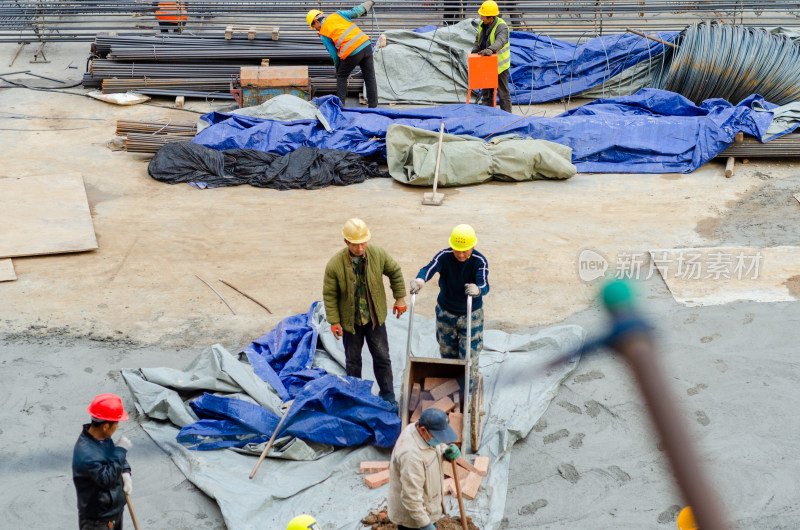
[343, 322, 394, 400]
[79, 511, 123, 530]
[337, 45, 378, 108]
[480, 69, 512, 113]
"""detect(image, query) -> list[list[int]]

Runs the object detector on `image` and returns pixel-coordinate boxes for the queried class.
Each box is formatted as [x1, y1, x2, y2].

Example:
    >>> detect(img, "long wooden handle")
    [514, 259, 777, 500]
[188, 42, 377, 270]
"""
[125, 494, 141, 530]
[451, 460, 468, 530]
[431, 122, 445, 195]
[249, 407, 289, 479]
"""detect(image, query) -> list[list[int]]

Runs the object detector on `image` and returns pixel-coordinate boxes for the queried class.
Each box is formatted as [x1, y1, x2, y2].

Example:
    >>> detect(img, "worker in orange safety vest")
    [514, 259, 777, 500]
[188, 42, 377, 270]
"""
[154, 0, 187, 34]
[306, 2, 379, 108]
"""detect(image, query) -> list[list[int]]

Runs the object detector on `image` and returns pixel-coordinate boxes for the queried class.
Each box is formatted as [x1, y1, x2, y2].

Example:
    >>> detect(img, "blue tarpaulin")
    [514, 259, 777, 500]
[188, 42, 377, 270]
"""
[508, 31, 678, 104]
[196, 89, 780, 173]
[176, 303, 401, 450]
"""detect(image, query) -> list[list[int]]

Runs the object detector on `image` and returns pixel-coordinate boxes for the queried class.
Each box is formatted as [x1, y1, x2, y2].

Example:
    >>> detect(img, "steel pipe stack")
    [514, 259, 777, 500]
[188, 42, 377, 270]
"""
[85, 32, 364, 99]
[4, 1, 800, 42]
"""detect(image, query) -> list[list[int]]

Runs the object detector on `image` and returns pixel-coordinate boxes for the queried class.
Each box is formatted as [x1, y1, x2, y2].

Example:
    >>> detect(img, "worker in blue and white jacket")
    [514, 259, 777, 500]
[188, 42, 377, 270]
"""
[306, 1, 379, 107]
[410, 224, 489, 389]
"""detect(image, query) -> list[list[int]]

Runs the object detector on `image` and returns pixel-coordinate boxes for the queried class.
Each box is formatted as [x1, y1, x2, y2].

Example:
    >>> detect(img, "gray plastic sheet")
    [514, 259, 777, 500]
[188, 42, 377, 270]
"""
[373, 20, 477, 105]
[123, 305, 584, 529]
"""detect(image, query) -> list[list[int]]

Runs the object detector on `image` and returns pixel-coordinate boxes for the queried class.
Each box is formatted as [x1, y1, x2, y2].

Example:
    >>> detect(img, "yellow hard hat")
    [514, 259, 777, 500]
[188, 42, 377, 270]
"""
[478, 0, 499, 17]
[287, 514, 321, 530]
[449, 224, 477, 251]
[306, 9, 323, 28]
[342, 218, 371, 244]
[677, 506, 698, 530]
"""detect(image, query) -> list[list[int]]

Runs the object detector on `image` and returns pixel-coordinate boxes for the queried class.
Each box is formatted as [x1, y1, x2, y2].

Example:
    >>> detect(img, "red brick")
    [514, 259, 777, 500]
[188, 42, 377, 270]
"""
[364, 469, 390, 488]
[408, 383, 421, 412]
[448, 412, 463, 444]
[473, 456, 489, 476]
[431, 395, 455, 413]
[429, 378, 460, 402]
[460, 472, 482, 500]
[424, 377, 449, 390]
[359, 461, 390, 474]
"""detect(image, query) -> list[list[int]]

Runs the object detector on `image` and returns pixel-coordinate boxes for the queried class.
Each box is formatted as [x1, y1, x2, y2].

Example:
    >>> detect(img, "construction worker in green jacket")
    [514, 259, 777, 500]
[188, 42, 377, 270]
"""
[323, 218, 407, 411]
[471, 0, 512, 113]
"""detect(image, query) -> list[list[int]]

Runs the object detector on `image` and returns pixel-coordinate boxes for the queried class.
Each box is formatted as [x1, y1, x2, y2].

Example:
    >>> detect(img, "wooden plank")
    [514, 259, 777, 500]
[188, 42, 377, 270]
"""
[431, 395, 455, 413]
[424, 377, 449, 390]
[448, 412, 463, 444]
[359, 461, 390, 474]
[460, 472, 483, 500]
[0, 259, 16, 282]
[429, 378, 460, 402]
[408, 382, 421, 412]
[0, 174, 97, 258]
[240, 65, 309, 88]
[364, 469, 390, 488]
[443, 477, 455, 496]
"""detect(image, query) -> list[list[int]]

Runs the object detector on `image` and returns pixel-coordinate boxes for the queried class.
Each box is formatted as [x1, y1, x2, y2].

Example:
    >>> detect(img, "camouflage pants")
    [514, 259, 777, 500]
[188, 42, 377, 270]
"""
[435, 304, 483, 389]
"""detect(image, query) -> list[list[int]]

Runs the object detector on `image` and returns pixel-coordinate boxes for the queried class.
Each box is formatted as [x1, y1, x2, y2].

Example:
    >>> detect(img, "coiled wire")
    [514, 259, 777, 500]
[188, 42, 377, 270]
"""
[652, 22, 800, 105]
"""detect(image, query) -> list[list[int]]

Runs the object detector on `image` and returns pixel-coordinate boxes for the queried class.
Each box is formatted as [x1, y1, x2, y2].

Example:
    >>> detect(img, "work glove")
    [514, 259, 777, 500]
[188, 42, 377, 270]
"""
[480, 48, 494, 56]
[361, 0, 374, 13]
[420, 523, 436, 530]
[409, 278, 425, 294]
[117, 436, 132, 451]
[465, 283, 480, 297]
[121, 472, 132, 495]
[393, 299, 407, 318]
[331, 323, 343, 339]
[443, 443, 461, 461]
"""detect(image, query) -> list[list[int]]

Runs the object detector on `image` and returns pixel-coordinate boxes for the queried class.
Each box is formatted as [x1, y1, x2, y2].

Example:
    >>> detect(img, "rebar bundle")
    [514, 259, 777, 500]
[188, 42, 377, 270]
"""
[652, 22, 800, 105]
[115, 119, 197, 153]
[4, 0, 800, 42]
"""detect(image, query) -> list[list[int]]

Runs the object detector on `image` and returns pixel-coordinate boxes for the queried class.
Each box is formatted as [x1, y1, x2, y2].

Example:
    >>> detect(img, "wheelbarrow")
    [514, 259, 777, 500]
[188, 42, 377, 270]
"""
[399, 293, 486, 454]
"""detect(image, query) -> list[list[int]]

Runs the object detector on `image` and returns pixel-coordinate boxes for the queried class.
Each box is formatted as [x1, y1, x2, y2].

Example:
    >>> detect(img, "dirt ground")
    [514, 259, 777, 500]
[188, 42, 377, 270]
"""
[2, 39, 800, 529]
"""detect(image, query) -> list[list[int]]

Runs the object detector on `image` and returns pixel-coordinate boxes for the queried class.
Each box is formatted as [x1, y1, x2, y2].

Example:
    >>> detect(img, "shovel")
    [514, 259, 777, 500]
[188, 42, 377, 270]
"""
[422, 123, 445, 206]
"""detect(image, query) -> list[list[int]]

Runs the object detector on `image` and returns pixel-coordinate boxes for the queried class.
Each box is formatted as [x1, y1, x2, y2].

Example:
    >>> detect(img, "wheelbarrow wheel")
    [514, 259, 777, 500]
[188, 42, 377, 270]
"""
[470, 371, 485, 450]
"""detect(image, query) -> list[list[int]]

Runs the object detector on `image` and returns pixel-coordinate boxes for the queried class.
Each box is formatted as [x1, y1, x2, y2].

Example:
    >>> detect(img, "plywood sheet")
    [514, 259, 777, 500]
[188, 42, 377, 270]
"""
[649, 246, 800, 307]
[0, 259, 16, 282]
[0, 174, 97, 258]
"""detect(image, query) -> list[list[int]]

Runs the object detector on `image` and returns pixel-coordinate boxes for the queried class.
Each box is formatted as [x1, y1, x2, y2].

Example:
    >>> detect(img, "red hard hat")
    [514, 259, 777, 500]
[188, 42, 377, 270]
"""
[87, 393, 129, 422]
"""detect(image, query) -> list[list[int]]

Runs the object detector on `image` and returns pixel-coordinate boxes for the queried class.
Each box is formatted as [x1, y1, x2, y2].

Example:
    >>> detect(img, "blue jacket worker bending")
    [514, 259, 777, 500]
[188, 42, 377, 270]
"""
[73, 394, 133, 530]
[410, 224, 489, 388]
[306, 1, 379, 108]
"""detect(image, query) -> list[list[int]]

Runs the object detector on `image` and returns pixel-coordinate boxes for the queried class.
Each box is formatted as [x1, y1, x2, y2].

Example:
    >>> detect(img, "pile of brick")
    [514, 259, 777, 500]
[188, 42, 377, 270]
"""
[408, 377, 464, 444]
[360, 455, 489, 500]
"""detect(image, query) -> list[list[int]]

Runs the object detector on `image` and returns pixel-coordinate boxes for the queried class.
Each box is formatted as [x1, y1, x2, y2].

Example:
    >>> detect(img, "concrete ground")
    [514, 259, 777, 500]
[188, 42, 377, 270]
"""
[1, 38, 800, 529]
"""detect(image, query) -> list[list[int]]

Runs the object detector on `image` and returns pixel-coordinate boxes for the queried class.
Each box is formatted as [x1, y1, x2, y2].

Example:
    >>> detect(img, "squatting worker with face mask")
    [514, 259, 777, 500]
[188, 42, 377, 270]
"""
[388, 408, 461, 530]
[306, 1, 379, 108]
[409, 224, 489, 392]
[323, 218, 407, 410]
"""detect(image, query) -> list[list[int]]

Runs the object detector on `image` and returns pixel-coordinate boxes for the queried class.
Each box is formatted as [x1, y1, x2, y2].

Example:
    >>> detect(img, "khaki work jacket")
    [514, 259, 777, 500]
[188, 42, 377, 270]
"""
[388, 423, 446, 528]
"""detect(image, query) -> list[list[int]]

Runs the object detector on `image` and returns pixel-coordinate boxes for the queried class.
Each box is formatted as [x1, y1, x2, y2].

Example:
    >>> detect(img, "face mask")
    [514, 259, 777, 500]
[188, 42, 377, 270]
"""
[426, 435, 440, 448]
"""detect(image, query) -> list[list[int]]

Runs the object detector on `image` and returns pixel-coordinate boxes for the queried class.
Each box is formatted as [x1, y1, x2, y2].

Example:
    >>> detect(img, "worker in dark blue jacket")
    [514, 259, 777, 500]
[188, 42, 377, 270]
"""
[73, 394, 132, 530]
[410, 224, 489, 389]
